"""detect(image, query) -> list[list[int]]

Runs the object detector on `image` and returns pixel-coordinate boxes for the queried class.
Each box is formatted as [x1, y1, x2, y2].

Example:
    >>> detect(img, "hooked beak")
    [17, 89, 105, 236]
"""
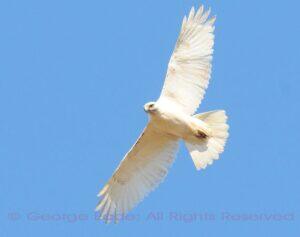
[144, 105, 148, 113]
[144, 102, 157, 114]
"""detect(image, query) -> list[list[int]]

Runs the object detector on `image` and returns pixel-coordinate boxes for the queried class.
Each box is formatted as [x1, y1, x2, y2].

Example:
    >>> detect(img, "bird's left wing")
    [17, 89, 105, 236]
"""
[158, 6, 216, 115]
[96, 123, 179, 222]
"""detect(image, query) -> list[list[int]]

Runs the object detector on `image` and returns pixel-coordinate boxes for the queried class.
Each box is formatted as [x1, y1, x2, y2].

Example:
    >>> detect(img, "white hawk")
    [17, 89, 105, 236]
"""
[96, 5, 229, 223]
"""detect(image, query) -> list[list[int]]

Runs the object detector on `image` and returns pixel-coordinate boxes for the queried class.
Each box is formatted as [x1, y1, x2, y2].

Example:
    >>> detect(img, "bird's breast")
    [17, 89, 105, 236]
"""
[150, 109, 191, 138]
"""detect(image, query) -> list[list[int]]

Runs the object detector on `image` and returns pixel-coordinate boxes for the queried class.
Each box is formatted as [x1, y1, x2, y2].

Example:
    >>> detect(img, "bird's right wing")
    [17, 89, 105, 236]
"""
[158, 6, 215, 115]
[96, 123, 179, 222]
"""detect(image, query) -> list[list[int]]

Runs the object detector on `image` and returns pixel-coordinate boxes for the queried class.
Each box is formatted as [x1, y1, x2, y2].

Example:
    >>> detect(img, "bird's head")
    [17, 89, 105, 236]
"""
[144, 101, 157, 114]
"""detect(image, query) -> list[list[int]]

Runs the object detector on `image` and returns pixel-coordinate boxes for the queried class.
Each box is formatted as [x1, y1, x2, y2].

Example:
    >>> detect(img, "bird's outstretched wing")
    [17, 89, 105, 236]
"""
[96, 124, 178, 222]
[158, 6, 216, 115]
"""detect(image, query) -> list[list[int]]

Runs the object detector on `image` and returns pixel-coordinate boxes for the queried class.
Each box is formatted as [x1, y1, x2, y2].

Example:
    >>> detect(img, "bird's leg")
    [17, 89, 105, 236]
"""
[195, 130, 208, 139]
[189, 119, 211, 140]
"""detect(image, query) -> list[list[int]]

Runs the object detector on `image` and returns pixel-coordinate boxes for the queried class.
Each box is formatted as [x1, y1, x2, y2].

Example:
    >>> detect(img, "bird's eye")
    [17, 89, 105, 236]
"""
[149, 104, 154, 108]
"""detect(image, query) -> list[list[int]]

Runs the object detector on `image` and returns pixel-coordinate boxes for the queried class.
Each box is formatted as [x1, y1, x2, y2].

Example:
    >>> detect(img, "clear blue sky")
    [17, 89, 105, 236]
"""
[1, 0, 299, 236]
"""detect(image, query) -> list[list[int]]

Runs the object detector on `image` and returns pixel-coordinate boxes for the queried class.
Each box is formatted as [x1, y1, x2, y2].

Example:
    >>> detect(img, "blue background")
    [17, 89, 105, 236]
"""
[1, 0, 299, 236]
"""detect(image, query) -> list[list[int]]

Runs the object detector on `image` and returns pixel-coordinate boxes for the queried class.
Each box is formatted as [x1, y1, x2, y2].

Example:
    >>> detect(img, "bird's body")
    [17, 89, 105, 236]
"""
[146, 100, 210, 141]
[96, 5, 229, 223]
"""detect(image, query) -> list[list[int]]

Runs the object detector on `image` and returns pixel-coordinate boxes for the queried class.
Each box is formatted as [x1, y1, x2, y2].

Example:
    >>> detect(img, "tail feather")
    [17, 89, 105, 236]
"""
[185, 110, 229, 170]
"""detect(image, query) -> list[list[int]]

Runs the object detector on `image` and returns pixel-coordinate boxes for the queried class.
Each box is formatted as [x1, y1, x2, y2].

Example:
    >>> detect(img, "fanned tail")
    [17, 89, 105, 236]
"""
[185, 110, 229, 170]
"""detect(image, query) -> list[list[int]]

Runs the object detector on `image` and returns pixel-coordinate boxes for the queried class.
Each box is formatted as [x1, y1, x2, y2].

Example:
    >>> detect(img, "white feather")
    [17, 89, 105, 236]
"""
[185, 110, 229, 170]
[159, 6, 216, 115]
[96, 124, 179, 221]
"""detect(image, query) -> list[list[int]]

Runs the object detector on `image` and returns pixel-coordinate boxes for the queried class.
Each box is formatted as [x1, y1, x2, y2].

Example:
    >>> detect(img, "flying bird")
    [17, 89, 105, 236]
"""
[96, 5, 229, 223]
